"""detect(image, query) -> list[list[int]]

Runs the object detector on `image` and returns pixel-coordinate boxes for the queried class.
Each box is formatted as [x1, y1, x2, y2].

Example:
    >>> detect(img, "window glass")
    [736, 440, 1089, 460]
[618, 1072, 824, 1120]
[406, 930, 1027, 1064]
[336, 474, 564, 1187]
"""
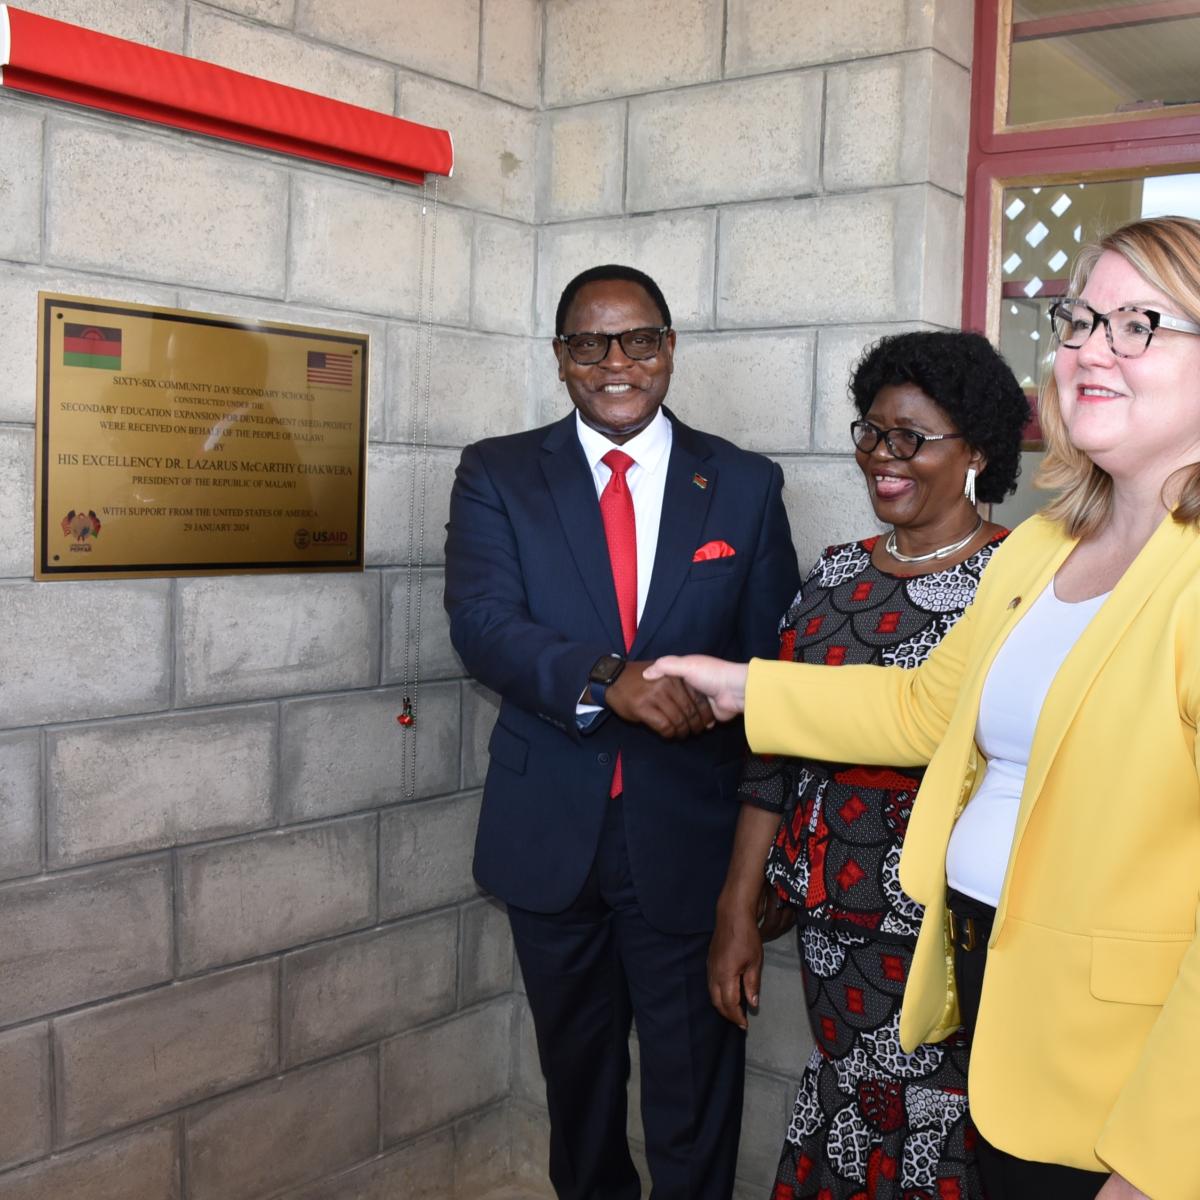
[1007, 1, 1200, 128]
[991, 170, 1200, 527]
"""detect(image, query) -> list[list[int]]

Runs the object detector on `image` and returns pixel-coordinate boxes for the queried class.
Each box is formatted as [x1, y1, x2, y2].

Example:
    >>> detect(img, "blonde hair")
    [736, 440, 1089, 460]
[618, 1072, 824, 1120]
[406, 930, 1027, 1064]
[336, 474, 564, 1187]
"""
[1036, 215, 1200, 536]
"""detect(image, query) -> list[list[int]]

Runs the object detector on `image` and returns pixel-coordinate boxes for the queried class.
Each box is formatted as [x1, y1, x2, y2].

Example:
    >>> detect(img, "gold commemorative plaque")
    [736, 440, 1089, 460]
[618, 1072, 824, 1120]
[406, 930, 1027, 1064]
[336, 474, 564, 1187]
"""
[35, 293, 368, 579]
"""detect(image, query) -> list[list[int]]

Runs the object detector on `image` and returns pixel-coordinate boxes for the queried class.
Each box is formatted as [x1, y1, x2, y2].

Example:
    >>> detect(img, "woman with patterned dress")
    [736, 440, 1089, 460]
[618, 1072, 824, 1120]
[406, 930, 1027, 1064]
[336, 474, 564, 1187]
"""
[708, 332, 1030, 1200]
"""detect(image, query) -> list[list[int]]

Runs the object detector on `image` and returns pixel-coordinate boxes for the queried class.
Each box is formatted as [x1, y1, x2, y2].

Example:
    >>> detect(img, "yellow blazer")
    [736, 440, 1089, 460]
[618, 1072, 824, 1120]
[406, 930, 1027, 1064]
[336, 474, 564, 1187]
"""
[747, 513, 1200, 1199]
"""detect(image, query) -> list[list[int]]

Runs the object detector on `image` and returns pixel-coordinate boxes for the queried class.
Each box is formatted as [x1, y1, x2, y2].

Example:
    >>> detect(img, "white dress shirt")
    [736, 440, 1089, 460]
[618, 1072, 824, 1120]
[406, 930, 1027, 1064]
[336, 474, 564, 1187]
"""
[574, 408, 673, 718]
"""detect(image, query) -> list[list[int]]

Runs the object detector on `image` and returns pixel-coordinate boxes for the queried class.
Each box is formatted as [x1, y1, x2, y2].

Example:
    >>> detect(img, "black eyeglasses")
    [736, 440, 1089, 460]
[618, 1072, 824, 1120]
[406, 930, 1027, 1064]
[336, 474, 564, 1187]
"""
[851, 419, 965, 460]
[557, 326, 670, 365]
[1048, 299, 1200, 359]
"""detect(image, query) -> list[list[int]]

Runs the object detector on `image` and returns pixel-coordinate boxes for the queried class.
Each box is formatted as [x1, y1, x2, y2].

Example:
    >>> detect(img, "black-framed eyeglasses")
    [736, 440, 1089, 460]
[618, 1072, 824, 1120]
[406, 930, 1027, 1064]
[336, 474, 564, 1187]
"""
[850, 419, 965, 460]
[557, 326, 670, 365]
[1048, 299, 1200, 359]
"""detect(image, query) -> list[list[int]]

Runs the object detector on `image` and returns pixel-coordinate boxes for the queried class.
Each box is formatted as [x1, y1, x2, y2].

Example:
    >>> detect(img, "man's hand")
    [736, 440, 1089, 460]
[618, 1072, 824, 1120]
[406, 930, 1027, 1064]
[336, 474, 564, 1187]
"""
[605, 660, 715, 738]
[708, 897, 764, 1029]
[644, 655, 749, 721]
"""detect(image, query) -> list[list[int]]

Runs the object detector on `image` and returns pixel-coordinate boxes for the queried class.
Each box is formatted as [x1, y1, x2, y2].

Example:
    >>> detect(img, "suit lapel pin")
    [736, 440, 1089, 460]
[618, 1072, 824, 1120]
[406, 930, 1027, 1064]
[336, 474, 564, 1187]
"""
[1007, 596, 1022, 610]
[692, 473, 708, 490]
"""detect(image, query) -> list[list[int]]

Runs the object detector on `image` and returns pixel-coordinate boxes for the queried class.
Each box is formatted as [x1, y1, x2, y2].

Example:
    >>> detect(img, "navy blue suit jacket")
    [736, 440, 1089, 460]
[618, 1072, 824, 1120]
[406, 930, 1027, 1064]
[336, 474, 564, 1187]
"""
[444, 408, 800, 934]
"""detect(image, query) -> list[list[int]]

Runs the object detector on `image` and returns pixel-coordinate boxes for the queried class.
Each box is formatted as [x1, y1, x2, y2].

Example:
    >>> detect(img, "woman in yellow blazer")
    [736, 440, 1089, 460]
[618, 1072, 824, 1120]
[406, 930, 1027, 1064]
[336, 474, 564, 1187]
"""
[648, 215, 1200, 1200]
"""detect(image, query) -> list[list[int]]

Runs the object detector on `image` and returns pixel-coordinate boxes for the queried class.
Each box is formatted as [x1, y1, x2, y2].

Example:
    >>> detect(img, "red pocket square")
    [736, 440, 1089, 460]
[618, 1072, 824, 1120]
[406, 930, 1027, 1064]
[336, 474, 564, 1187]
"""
[692, 540, 736, 562]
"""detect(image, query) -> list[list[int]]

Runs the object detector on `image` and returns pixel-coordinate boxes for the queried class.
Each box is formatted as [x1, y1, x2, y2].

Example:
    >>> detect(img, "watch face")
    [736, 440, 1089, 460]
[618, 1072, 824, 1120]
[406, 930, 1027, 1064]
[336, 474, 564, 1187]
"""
[591, 655, 624, 684]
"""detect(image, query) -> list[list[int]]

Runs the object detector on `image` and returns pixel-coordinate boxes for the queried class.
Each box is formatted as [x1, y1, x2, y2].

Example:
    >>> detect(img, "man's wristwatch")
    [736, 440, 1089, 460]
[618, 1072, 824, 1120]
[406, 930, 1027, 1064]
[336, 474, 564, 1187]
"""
[587, 653, 626, 706]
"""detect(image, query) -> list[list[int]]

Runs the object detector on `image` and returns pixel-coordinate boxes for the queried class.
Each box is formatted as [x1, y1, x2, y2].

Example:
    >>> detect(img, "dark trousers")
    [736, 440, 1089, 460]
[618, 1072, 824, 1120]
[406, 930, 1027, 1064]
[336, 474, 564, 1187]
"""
[947, 889, 1109, 1200]
[507, 796, 745, 1200]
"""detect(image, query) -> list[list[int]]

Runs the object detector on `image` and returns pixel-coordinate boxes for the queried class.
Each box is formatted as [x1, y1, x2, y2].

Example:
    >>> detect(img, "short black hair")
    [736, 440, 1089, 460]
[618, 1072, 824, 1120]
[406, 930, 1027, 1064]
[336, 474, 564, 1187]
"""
[555, 264, 672, 335]
[850, 331, 1030, 504]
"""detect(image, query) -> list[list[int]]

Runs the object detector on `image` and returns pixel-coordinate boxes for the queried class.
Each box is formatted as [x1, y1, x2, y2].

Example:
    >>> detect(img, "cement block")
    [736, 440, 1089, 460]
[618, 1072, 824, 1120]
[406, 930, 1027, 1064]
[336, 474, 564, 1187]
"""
[0, 1024, 50, 1171]
[0, 267, 177, 424]
[0, 858, 172, 1026]
[203, 0, 294, 25]
[401, 80, 536, 222]
[15, 0, 182, 47]
[187, 7, 395, 113]
[538, 102, 626, 223]
[178, 289, 387, 443]
[461, 680, 499, 790]
[481, 0, 541, 108]
[46, 124, 287, 296]
[289, 174, 472, 325]
[0, 580, 170, 727]
[824, 52, 970, 195]
[726, 0, 961, 76]
[812, 323, 934, 453]
[174, 572, 378, 706]
[538, 211, 717, 334]
[279, 683, 459, 820]
[177, 815, 377, 972]
[745, 953, 811, 1078]
[512, 996, 543, 1105]
[671, 331, 814, 454]
[544, 0, 721, 106]
[0, 1122, 179, 1200]
[363, 443, 457, 568]
[471, 217, 536, 336]
[0, 427, 33, 579]
[379, 792, 483, 919]
[735, 1068, 794, 1190]
[0, 733, 39, 883]
[282, 910, 458, 1065]
[55, 963, 277, 1144]
[0, 106, 42, 263]
[454, 1101, 512, 1194]
[627, 73, 822, 211]
[381, 570, 461, 683]
[510, 1097, 552, 1187]
[278, 1130, 455, 1200]
[386, 325, 531, 448]
[460, 897, 513, 1005]
[46, 705, 276, 867]
[778, 455, 884, 576]
[381, 1000, 510, 1142]
[295, 0, 480, 87]
[185, 1050, 377, 1200]
[718, 188, 959, 328]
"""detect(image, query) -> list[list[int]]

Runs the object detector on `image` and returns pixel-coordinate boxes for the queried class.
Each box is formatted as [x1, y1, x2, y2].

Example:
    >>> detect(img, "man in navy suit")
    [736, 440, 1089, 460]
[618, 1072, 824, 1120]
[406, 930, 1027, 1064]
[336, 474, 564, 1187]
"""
[444, 265, 800, 1199]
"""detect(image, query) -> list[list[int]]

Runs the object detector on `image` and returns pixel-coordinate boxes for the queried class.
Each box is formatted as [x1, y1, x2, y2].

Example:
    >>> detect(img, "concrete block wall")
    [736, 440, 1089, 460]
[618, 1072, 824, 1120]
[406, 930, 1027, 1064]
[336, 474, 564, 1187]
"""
[520, 1, 976, 1195]
[0, 0, 536, 1197]
[0, 0, 976, 1196]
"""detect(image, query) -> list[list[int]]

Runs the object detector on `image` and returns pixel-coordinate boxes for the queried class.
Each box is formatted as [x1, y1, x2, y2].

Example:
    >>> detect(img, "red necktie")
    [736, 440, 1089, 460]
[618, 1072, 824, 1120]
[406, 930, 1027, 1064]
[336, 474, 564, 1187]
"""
[600, 449, 637, 795]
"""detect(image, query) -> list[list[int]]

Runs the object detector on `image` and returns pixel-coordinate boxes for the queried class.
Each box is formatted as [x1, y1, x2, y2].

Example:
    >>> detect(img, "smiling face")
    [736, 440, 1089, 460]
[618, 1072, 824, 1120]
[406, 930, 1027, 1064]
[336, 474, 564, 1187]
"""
[857, 383, 985, 542]
[1053, 249, 1200, 487]
[554, 279, 675, 444]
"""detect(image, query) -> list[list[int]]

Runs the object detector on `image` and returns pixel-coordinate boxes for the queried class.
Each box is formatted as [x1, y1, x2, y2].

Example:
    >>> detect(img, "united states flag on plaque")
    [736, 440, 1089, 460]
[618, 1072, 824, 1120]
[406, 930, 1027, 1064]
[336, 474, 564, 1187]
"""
[307, 351, 354, 389]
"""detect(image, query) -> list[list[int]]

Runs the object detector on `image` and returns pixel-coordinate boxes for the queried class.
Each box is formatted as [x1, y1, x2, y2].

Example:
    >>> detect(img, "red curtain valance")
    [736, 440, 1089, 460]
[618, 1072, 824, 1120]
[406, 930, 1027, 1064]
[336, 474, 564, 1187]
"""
[0, 4, 454, 184]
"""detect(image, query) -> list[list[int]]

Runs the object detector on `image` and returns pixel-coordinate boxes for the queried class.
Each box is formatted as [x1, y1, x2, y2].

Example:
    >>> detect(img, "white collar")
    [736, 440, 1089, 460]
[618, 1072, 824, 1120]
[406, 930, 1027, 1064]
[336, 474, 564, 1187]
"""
[575, 407, 672, 474]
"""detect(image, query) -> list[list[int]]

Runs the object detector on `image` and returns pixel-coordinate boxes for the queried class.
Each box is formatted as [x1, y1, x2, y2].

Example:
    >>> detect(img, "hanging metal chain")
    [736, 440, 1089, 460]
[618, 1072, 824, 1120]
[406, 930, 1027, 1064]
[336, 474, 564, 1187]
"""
[397, 175, 440, 798]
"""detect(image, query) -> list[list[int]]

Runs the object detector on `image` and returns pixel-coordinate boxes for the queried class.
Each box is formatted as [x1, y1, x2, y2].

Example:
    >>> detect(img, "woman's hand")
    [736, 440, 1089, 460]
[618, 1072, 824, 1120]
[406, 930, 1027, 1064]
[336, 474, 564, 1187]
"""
[757, 881, 797, 943]
[708, 897, 764, 1029]
[644, 655, 749, 721]
[1096, 1174, 1150, 1200]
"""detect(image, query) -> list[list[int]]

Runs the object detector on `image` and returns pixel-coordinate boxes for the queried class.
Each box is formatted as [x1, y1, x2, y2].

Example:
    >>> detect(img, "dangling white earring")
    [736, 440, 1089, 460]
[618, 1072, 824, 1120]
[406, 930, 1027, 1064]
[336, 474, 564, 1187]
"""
[964, 467, 977, 507]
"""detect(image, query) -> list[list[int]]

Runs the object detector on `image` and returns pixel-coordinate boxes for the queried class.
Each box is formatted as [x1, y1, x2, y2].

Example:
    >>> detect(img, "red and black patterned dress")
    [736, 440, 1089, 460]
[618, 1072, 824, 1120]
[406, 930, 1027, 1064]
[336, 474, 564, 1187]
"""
[741, 534, 1006, 1200]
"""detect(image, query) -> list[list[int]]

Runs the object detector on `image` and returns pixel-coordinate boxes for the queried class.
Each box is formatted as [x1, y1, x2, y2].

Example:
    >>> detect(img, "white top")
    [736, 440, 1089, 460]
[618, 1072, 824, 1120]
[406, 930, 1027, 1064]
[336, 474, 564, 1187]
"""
[945, 580, 1109, 906]
[574, 409, 673, 717]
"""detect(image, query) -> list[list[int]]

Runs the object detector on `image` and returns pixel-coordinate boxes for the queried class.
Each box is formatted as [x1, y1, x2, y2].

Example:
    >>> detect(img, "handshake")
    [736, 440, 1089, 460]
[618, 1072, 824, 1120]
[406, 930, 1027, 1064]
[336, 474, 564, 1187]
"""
[607, 655, 750, 739]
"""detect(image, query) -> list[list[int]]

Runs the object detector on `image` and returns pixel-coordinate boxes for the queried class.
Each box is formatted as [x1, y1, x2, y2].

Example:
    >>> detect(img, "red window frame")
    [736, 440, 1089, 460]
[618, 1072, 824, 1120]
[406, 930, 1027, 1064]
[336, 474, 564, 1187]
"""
[961, 0, 1200, 340]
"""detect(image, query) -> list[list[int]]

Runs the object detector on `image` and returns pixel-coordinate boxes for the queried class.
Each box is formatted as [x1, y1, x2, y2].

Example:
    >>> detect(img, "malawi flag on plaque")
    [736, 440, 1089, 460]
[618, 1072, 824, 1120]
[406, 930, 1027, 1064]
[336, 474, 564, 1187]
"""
[63, 324, 122, 370]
